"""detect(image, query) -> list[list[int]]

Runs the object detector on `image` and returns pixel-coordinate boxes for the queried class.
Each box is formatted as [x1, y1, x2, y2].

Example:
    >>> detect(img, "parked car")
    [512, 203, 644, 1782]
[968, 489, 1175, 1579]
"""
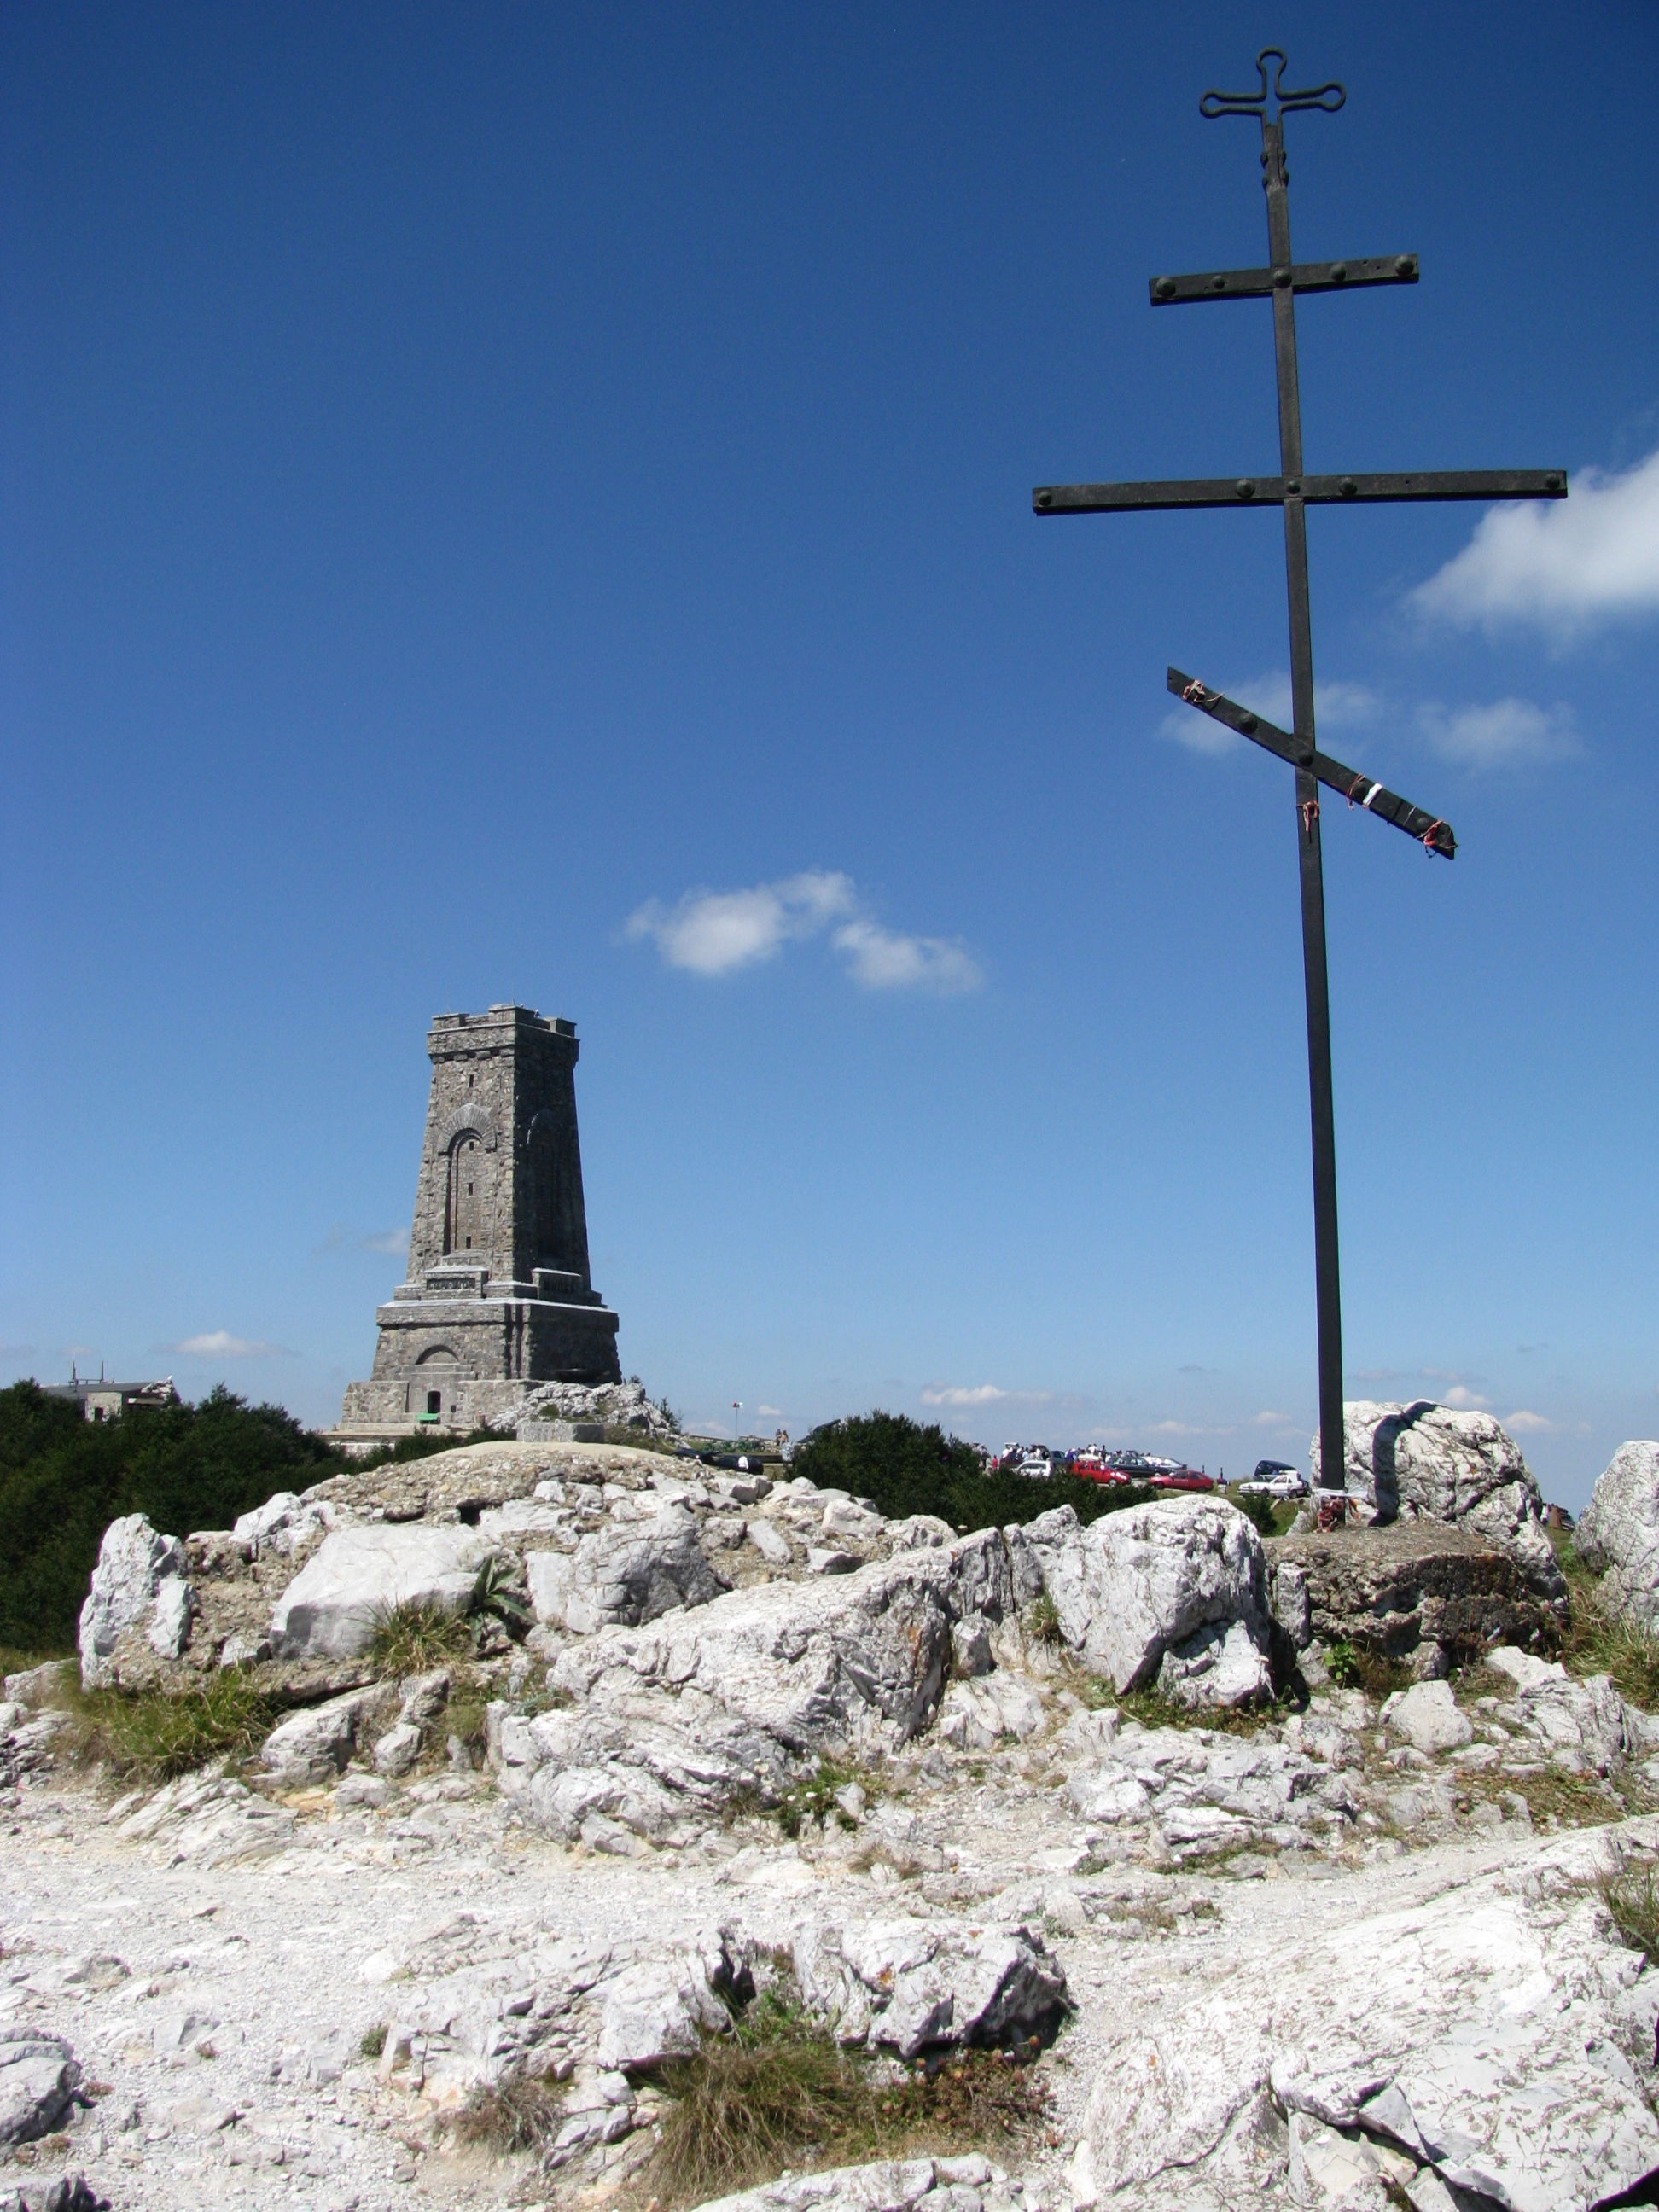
[1237, 1458, 1307, 1499]
[1149, 1468, 1215, 1493]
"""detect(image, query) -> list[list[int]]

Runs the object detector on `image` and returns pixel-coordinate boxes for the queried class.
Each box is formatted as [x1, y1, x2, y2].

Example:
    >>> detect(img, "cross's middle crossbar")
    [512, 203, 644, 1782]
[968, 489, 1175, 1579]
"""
[1034, 469, 1565, 515]
[1166, 667, 1456, 859]
[1150, 253, 1417, 305]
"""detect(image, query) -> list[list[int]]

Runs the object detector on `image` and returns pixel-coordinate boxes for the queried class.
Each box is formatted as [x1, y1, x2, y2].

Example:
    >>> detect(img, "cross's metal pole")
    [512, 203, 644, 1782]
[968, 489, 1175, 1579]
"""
[1259, 115, 1346, 1499]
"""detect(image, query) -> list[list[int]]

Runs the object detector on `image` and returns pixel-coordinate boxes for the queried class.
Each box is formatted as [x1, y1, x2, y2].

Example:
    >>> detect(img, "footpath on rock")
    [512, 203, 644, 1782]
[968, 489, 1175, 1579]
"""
[4, 1402, 1659, 2212]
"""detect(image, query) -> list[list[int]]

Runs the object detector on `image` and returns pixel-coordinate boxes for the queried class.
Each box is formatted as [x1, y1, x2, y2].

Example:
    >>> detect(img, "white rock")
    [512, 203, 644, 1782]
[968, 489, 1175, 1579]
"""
[809, 1548, 861, 1575]
[593, 1953, 731, 2069]
[1157, 1616, 1272, 1709]
[260, 1685, 391, 1782]
[747, 1518, 794, 1565]
[1485, 1645, 1569, 1693]
[527, 1505, 728, 1634]
[686, 2157, 942, 2212]
[1383, 1681, 1473, 1755]
[1068, 1827, 1659, 2212]
[1024, 1496, 1272, 1703]
[0, 2028, 82, 2144]
[78, 1513, 188, 1687]
[3, 1660, 69, 1708]
[1309, 1402, 1563, 1595]
[1575, 1441, 1659, 1629]
[269, 1523, 498, 1660]
[792, 1913, 1068, 2058]
[231, 1491, 306, 1552]
[148, 1571, 196, 1659]
[373, 1721, 424, 1778]
[937, 1674, 1045, 1751]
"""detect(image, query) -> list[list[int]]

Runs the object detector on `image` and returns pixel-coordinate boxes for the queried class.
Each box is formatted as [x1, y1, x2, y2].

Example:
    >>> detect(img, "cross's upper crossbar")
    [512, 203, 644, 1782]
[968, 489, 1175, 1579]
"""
[1150, 253, 1417, 306]
[1034, 469, 1565, 515]
[1167, 668, 1455, 859]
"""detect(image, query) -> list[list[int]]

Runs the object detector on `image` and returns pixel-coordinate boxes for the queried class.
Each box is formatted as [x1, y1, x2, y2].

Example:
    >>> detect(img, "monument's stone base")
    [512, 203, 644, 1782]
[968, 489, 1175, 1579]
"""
[327, 1373, 669, 1455]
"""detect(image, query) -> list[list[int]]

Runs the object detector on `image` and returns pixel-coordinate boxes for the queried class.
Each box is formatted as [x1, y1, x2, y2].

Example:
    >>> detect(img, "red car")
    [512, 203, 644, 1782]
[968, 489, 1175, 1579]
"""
[1148, 1468, 1216, 1493]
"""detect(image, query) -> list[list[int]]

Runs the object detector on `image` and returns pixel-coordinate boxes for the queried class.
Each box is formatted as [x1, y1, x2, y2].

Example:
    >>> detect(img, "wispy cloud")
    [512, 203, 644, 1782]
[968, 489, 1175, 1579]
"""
[1409, 445, 1659, 633]
[1252, 1410, 1299, 1429]
[1417, 698, 1579, 769]
[626, 870, 981, 995]
[317, 1225, 408, 1258]
[920, 1382, 1059, 1409]
[169, 1330, 291, 1359]
[1160, 673, 1382, 756]
[1441, 1384, 1492, 1411]
[1502, 1409, 1556, 1434]
[757, 1404, 784, 1419]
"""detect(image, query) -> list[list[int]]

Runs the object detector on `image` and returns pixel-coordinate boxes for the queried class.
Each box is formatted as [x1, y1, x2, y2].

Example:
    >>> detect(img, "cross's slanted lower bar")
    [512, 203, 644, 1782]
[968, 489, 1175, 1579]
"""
[1033, 49, 1567, 1504]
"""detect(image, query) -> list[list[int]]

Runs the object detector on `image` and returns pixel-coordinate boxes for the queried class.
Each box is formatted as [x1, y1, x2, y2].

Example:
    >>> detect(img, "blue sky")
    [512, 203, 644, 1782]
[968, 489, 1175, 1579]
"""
[3, 2, 1656, 1510]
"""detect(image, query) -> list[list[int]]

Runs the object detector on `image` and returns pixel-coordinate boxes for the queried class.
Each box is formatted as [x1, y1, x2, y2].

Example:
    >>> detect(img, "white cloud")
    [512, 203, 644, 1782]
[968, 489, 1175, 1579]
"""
[1410, 446, 1659, 632]
[1502, 1409, 1556, 1434]
[1440, 1384, 1492, 1410]
[626, 870, 981, 995]
[1252, 1410, 1299, 1428]
[1417, 698, 1579, 769]
[171, 1330, 288, 1359]
[1161, 673, 1382, 755]
[757, 1404, 784, 1419]
[626, 870, 855, 976]
[920, 1382, 1059, 1409]
[831, 917, 981, 996]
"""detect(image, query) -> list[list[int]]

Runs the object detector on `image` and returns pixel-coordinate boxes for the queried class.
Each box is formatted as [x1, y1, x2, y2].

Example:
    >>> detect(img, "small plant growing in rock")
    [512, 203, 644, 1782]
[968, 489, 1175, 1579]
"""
[1599, 1859, 1659, 1961]
[1025, 1594, 1064, 1647]
[773, 1756, 882, 1837]
[358, 2023, 387, 2060]
[364, 1599, 472, 1677]
[468, 1556, 532, 1644]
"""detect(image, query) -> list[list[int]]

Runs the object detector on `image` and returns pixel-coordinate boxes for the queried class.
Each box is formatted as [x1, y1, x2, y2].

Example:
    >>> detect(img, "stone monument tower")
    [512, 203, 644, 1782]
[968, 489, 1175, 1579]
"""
[339, 1005, 620, 1435]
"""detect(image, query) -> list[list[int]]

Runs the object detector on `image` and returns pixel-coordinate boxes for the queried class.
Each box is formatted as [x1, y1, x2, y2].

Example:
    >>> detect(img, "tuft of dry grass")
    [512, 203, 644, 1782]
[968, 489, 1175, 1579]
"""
[452, 2071, 568, 2153]
[1561, 1583, 1659, 1713]
[364, 1598, 473, 1677]
[1600, 1858, 1659, 1962]
[638, 1992, 1051, 2210]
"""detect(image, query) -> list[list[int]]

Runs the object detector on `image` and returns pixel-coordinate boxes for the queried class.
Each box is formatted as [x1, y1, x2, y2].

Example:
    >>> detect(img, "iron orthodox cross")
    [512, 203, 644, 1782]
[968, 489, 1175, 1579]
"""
[1033, 51, 1566, 1502]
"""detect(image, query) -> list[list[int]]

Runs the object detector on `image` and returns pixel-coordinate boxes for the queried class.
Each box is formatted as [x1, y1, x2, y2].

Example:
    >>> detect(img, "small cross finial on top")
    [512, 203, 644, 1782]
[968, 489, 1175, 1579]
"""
[1200, 48, 1345, 124]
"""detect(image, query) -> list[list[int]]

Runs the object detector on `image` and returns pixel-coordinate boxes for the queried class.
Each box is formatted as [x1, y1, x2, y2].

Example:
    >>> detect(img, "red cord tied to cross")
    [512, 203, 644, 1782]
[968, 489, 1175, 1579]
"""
[1181, 678, 1211, 706]
[1420, 818, 1447, 854]
[1299, 796, 1320, 835]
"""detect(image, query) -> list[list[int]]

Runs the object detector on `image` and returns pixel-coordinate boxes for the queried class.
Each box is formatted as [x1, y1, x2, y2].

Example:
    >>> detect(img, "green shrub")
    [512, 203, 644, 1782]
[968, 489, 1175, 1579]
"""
[452, 2071, 566, 2152]
[791, 1412, 1155, 1536]
[0, 1381, 340, 1655]
[1233, 1489, 1279, 1539]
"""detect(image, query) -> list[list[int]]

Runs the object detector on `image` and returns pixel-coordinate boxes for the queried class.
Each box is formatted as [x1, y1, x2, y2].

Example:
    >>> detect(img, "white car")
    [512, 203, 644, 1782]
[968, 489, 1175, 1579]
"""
[1239, 1468, 1307, 1499]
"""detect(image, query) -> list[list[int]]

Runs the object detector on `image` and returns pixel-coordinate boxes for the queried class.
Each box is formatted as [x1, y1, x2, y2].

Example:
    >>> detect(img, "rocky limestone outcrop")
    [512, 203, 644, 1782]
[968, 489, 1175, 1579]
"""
[1575, 1440, 1659, 1630]
[77, 1514, 195, 1688]
[1067, 1823, 1659, 2212]
[268, 1522, 501, 1660]
[366, 1905, 1067, 2128]
[1277, 1516, 1562, 1678]
[1022, 1497, 1274, 1706]
[1307, 1400, 1564, 1600]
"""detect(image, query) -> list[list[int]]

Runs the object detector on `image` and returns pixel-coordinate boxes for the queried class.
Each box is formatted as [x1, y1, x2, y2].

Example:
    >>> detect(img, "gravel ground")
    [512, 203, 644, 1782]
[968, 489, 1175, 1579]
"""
[1, 1719, 1621, 2212]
